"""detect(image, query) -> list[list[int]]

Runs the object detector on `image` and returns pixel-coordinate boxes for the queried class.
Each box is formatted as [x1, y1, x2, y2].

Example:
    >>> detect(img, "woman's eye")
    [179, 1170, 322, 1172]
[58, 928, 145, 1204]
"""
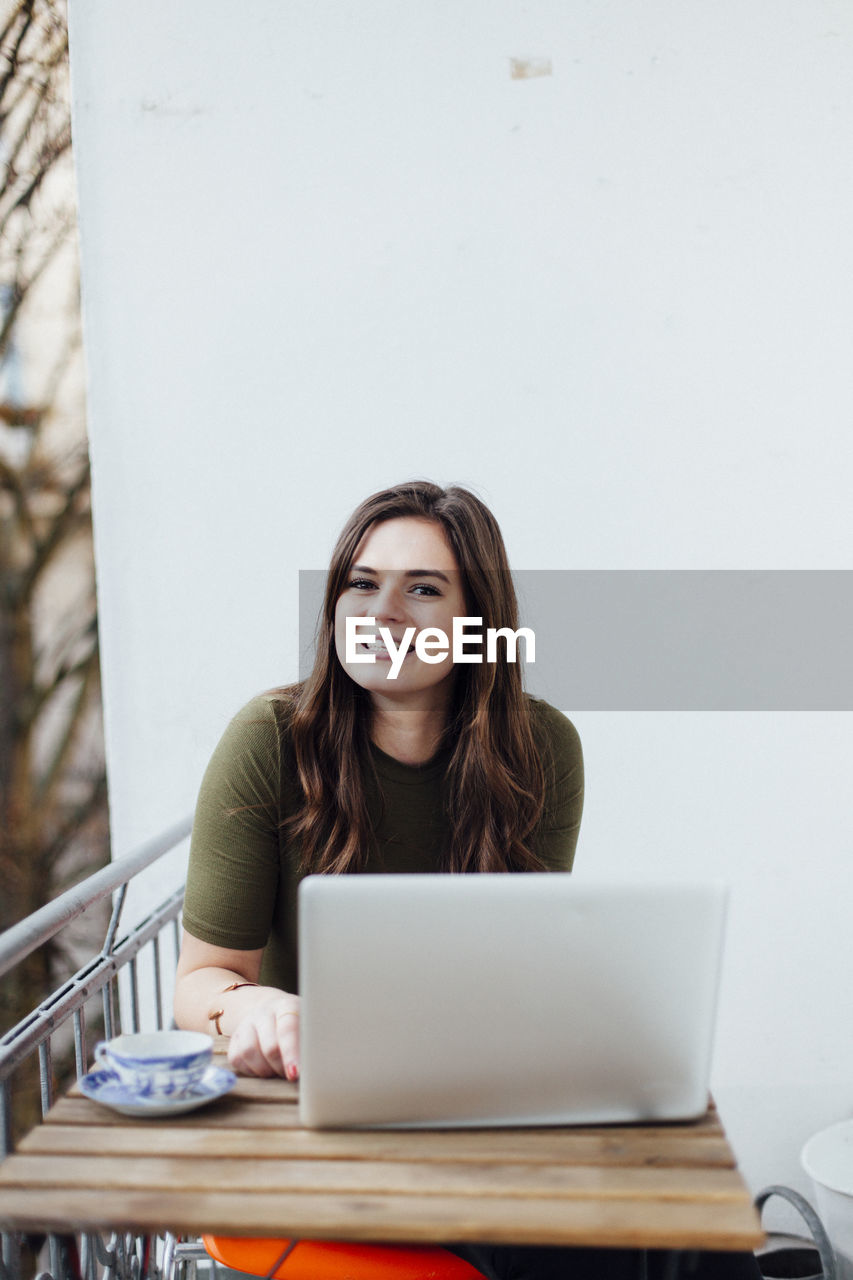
[410, 584, 440, 597]
[347, 578, 377, 591]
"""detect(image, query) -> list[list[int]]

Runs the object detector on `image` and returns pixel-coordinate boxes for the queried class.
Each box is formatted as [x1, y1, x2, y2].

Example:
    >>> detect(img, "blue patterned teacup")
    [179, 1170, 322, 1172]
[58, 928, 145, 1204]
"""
[94, 1030, 213, 1100]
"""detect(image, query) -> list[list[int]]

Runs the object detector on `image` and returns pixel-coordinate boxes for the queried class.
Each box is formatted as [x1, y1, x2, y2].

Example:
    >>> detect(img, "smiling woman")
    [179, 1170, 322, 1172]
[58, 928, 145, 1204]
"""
[170, 482, 767, 1280]
[173, 480, 583, 1087]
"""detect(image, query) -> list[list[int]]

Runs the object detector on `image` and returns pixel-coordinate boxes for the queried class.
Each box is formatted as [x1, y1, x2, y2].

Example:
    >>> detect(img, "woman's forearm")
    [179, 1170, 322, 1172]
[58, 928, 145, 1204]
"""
[173, 932, 301, 1078]
[174, 965, 286, 1036]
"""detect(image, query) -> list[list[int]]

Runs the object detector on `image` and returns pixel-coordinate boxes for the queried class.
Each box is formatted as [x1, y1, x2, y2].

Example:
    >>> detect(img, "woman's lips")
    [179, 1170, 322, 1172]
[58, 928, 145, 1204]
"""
[358, 640, 411, 661]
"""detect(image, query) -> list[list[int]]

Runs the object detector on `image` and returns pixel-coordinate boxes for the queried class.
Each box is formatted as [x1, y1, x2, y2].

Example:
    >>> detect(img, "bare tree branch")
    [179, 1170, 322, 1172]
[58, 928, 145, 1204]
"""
[0, 401, 44, 427]
[39, 768, 108, 875]
[0, 0, 36, 112]
[1, 27, 67, 182]
[40, 297, 82, 408]
[0, 451, 25, 490]
[0, 450, 37, 549]
[0, 208, 75, 353]
[26, 611, 97, 727]
[33, 640, 101, 839]
[0, 124, 72, 236]
[35, 640, 100, 830]
[17, 456, 90, 601]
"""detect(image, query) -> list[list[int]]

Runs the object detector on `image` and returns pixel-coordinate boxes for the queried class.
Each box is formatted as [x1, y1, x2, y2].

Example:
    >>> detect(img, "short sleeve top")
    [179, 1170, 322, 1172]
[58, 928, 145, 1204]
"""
[182, 694, 584, 992]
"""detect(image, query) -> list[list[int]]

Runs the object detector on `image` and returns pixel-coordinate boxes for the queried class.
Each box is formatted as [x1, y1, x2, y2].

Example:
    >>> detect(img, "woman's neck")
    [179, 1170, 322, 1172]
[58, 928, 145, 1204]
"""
[369, 694, 450, 766]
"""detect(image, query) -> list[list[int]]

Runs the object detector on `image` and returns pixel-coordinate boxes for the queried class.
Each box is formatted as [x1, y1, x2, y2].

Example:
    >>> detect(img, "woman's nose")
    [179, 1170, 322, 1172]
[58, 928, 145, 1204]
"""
[372, 580, 406, 622]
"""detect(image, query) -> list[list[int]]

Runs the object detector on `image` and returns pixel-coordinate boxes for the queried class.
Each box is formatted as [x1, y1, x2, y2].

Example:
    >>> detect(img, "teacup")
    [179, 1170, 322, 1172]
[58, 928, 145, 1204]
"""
[94, 1030, 213, 1100]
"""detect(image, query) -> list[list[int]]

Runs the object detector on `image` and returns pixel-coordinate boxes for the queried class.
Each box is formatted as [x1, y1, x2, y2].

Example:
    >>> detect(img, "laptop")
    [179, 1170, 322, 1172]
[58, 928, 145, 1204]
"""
[298, 874, 728, 1129]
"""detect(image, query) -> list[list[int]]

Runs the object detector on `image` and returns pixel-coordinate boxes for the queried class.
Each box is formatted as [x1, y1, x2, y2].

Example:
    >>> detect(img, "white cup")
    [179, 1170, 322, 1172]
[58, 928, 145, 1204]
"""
[94, 1030, 213, 1100]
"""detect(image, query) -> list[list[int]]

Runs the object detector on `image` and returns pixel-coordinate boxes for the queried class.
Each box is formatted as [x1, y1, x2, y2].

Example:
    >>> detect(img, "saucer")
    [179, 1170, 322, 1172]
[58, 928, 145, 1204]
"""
[80, 1064, 237, 1117]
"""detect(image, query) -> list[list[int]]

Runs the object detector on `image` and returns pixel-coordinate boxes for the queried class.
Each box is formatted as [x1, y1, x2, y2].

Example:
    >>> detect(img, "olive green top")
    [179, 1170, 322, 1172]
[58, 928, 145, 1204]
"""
[183, 693, 584, 992]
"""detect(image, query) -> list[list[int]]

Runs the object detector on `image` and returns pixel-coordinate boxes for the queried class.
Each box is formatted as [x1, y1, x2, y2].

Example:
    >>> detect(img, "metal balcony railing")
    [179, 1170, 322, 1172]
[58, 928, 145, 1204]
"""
[0, 818, 193, 1280]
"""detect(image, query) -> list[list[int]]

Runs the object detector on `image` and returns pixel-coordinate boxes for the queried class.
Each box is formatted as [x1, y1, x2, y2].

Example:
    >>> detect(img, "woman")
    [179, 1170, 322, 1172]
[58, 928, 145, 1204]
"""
[174, 480, 760, 1280]
[174, 480, 583, 1081]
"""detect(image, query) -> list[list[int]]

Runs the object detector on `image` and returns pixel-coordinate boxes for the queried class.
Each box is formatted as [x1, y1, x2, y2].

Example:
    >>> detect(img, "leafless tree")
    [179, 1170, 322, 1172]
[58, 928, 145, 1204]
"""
[0, 0, 109, 1136]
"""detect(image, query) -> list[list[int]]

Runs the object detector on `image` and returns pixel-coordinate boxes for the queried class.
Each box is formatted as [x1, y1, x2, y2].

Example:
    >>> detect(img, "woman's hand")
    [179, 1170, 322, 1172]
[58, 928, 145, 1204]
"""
[173, 932, 300, 1080]
[226, 992, 301, 1080]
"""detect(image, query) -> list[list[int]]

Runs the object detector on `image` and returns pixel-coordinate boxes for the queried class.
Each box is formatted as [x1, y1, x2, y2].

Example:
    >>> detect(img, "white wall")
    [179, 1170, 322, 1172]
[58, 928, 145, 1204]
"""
[68, 0, 853, 1204]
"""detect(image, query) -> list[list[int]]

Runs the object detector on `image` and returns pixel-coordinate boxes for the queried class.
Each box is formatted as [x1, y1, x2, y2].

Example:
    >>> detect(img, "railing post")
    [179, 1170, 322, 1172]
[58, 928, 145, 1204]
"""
[38, 1039, 54, 1116]
[0, 1080, 11, 1160]
[153, 937, 163, 1032]
[73, 1009, 87, 1080]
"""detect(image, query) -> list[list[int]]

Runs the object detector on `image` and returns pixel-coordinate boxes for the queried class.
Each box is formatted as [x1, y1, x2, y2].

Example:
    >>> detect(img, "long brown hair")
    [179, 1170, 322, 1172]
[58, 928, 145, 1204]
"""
[283, 481, 546, 874]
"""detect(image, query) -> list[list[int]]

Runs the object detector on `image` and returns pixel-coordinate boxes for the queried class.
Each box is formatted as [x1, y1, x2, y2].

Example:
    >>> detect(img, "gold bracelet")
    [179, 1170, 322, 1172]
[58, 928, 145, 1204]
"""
[207, 981, 260, 1036]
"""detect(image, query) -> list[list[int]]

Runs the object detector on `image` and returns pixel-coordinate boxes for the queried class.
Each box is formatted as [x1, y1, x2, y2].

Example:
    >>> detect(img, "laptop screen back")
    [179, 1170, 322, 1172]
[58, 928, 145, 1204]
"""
[298, 874, 727, 1129]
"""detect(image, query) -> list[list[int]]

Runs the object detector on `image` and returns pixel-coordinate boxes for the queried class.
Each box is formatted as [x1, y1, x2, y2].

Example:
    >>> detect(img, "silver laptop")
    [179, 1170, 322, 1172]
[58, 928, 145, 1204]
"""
[298, 874, 728, 1129]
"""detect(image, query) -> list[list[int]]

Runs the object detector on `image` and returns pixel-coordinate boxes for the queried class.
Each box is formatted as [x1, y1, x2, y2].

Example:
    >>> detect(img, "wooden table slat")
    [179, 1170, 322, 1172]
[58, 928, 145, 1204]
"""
[19, 1123, 738, 1169]
[0, 1187, 764, 1252]
[46, 1093, 726, 1139]
[0, 1152, 749, 1201]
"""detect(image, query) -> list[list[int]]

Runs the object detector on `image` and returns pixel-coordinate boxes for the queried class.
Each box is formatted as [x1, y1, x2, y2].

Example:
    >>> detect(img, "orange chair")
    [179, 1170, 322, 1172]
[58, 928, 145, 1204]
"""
[202, 1235, 485, 1280]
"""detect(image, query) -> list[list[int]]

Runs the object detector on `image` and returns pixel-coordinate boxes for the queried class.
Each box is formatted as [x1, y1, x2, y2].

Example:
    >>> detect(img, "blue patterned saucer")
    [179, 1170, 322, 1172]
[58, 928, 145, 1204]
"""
[80, 1064, 236, 1117]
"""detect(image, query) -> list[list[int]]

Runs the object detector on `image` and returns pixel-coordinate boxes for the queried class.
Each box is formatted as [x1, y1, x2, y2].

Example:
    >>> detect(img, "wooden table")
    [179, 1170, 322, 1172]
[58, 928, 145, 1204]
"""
[0, 1047, 763, 1255]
